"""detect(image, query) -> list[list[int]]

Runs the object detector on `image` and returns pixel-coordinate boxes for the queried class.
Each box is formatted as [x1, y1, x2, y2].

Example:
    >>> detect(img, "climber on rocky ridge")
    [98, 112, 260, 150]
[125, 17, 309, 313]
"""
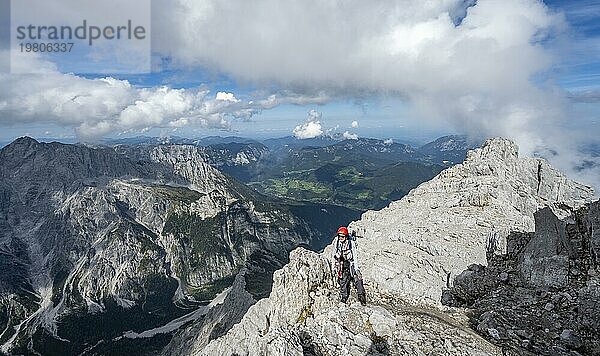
[333, 226, 367, 305]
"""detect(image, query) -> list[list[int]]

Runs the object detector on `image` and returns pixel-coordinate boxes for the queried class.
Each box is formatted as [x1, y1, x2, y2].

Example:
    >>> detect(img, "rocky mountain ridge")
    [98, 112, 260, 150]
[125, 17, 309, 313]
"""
[191, 138, 596, 355]
[102, 135, 476, 211]
[0, 137, 358, 355]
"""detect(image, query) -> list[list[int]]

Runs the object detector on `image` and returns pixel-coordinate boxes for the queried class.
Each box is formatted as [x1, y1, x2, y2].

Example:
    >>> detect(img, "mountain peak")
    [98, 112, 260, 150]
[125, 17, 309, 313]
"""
[472, 137, 519, 160]
[6, 136, 40, 148]
[0, 137, 42, 163]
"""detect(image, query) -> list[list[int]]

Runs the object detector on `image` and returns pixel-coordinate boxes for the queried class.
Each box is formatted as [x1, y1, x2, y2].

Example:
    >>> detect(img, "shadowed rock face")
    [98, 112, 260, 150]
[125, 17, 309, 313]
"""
[519, 207, 571, 288]
[443, 202, 600, 355]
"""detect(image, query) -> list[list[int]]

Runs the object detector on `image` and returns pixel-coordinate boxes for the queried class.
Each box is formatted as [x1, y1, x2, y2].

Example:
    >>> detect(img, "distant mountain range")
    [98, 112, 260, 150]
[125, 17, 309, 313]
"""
[215, 135, 480, 210]
[262, 135, 340, 151]
[419, 135, 482, 164]
[250, 138, 439, 210]
[101, 134, 481, 210]
[102, 134, 477, 162]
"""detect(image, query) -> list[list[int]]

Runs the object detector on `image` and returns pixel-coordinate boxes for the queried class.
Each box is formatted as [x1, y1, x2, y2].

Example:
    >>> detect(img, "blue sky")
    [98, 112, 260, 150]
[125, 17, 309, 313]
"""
[544, 0, 599, 90]
[0, 0, 598, 146]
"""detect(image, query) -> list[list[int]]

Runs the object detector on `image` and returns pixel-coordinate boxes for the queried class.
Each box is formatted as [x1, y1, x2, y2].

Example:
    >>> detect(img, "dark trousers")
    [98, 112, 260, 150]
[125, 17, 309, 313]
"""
[338, 261, 366, 304]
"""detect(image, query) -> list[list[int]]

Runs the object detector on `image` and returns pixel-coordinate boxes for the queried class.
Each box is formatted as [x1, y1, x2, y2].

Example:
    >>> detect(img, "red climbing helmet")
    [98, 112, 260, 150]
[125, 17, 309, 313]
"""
[337, 226, 349, 236]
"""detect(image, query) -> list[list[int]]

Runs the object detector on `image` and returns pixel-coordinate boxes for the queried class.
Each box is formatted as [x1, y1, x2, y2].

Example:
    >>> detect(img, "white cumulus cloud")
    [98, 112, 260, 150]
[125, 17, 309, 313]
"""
[0, 52, 331, 141]
[293, 110, 323, 139]
[351, 120, 359, 128]
[343, 131, 358, 140]
[215, 92, 240, 102]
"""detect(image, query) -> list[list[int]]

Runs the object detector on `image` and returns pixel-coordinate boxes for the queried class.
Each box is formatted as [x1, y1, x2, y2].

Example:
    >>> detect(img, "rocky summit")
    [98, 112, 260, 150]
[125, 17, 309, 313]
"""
[349, 137, 593, 306]
[192, 138, 596, 355]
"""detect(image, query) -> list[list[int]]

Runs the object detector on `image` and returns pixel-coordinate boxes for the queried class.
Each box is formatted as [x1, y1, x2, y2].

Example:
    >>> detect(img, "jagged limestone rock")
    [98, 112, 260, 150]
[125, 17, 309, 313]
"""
[199, 138, 594, 355]
[348, 138, 594, 306]
[200, 248, 501, 356]
[519, 207, 571, 288]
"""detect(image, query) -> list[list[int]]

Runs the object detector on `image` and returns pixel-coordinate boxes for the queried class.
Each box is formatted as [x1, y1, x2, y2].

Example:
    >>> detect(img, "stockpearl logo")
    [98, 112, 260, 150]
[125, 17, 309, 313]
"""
[10, 0, 151, 74]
